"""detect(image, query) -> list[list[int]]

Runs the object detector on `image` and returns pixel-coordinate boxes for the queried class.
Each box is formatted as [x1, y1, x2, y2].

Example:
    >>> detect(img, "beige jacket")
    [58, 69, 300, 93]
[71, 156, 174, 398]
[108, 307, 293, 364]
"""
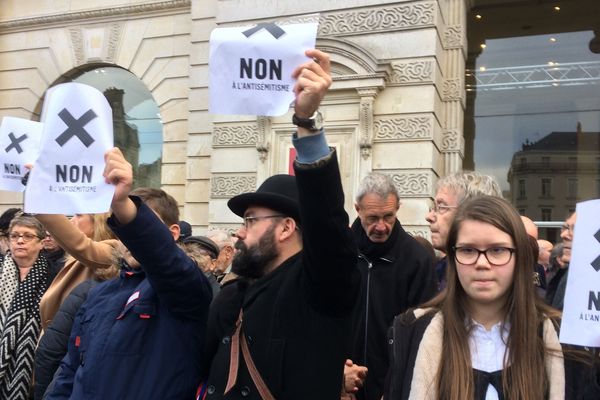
[36, 214, 118, 330]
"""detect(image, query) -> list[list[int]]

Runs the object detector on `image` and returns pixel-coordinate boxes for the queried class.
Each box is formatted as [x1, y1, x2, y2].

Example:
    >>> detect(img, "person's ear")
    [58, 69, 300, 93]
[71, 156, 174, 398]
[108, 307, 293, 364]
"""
[223, 245, 235, 262]
[169, 223, 180, 241]
[279, 218, 297, 241]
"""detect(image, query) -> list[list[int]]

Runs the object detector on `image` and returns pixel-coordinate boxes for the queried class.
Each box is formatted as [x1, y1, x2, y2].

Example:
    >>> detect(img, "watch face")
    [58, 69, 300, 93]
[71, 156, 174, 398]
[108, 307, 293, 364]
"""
[314, 112, 323, 128]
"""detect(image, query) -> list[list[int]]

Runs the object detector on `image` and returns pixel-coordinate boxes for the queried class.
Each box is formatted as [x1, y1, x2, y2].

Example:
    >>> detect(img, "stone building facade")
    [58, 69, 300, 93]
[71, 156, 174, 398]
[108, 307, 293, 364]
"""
[0, 0, 470, 236]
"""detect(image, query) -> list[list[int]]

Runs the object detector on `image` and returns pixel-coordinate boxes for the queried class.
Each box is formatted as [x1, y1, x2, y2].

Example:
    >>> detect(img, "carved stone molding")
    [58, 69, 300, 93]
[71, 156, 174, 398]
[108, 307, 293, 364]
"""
[374, 115, 433, 141]
[407, 229, 430, 239]
[213, 124, 259, 147]
[256, 116, 271, 162]
[211, 175, 256, 198]
[70, 22, 122, 64]
[107, 23, 121, 63]
[389, 60, 435, 84]
[318, 45, 377, 75]
[442, 78, 463, 102]
[70, 28, 84, 65]
[319, 2, 436, 36]
[0, 0, 191, 30]
[388, 171, 431, 197]
[441, 129, 462, 151]
[357, 89, 378, 160]
[443, 25, 463, 50]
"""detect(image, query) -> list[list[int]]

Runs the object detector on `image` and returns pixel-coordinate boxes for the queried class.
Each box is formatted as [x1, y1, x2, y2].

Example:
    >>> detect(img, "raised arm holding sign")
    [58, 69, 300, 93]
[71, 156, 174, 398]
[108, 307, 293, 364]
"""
[209, 20, 318, 116]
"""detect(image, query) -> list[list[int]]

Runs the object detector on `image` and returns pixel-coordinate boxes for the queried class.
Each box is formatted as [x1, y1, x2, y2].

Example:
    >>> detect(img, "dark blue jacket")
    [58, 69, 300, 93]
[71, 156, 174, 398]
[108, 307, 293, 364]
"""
[47, 200, 213, 399]
[35, 279, 98, 400]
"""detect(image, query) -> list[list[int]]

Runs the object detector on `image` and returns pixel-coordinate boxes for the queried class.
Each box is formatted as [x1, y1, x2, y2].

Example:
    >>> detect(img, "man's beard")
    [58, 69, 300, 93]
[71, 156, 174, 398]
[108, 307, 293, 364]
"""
[232, 224, 279, 279]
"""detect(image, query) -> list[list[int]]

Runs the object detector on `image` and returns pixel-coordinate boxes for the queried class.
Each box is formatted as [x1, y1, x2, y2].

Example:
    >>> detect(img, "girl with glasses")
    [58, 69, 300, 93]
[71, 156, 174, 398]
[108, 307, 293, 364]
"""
[385, 196, 600, 399]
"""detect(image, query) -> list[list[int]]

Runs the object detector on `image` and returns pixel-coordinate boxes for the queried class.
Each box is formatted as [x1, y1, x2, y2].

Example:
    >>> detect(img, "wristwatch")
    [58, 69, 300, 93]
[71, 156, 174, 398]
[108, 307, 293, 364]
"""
[292, 110, 323, 131]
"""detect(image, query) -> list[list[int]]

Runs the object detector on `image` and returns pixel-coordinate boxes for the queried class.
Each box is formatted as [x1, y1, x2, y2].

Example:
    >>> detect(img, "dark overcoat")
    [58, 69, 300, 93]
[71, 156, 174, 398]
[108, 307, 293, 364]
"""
[203, 151, 360, 399]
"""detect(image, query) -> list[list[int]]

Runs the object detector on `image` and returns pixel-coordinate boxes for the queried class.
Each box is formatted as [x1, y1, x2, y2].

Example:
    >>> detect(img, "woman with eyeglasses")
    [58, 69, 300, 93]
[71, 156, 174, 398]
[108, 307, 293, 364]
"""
[385, 196, 600, 399]
[0, 214, 53, 400]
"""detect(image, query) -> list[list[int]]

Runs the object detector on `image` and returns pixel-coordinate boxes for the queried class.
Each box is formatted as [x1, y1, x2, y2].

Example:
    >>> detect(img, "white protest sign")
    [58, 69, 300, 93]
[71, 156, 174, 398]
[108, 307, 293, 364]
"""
[209, 20, 318, 116]
[24, 82, 115, 214]
[560, 199, 600, 347]
[0, 117, 43, 192]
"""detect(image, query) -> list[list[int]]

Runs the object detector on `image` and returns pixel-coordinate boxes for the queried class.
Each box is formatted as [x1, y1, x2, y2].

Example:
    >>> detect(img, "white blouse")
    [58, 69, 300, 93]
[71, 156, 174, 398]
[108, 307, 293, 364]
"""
[468, 320, 510, 400]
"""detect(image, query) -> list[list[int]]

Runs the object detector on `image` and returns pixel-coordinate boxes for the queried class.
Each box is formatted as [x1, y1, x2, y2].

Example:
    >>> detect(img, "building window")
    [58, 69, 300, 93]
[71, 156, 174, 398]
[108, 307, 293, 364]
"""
[466, 0, 599, 225]
[69, 67, 163, 189]
[567, 178, 578, 198]
[541, 178, 552, 198]
[541, 208, 552, 221]
[518, 179, 526, 199]
[542, 156, 550, 167]
[568, 156, 577, 169]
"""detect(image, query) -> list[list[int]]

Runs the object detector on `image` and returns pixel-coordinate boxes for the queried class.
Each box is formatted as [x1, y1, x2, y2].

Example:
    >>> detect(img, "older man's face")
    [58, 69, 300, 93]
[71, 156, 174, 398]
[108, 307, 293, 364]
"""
[560, 212, 576, 264]
[426, 186, 460, 251]
[355, 193, 399, 243]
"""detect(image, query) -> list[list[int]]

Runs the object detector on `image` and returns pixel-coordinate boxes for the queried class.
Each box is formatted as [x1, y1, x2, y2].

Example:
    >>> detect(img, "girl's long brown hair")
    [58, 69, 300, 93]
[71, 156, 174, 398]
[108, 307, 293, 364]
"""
[421, 196, 561, 399]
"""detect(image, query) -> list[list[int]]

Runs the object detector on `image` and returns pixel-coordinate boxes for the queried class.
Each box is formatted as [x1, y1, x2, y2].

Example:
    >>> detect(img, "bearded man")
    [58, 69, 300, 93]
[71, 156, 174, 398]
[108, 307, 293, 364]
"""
[200, 49, 360, 400]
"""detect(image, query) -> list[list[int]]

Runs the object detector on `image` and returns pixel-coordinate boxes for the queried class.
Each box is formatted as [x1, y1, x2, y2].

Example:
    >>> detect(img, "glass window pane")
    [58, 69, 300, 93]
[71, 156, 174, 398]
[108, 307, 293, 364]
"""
[72, 67, 163, 188]
[466, 1, 600, 241]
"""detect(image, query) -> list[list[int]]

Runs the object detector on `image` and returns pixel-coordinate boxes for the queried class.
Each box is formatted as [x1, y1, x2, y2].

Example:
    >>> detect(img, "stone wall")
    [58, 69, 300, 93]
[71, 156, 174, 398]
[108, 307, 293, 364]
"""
[0, 0, 469, 237]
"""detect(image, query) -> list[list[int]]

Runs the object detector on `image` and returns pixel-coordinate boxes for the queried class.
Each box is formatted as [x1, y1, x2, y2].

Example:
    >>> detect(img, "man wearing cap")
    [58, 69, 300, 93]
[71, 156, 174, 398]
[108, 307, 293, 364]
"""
[182, 235, 222, 298]
[200, 49, 360, 400]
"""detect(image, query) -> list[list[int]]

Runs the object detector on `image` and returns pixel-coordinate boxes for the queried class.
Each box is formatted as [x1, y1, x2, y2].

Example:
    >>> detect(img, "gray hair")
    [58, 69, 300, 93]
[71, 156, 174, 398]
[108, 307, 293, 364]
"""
[207, 229, 233, 250]
[436, 171, 502, 204]
[9, 214, 45, 239]
[355, 173, 399, 204]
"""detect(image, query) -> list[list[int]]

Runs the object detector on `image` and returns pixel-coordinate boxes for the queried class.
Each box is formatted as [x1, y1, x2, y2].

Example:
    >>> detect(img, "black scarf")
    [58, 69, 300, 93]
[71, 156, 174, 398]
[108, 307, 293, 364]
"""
[0, 253, 49, 400]
[351, 217, 400, 259]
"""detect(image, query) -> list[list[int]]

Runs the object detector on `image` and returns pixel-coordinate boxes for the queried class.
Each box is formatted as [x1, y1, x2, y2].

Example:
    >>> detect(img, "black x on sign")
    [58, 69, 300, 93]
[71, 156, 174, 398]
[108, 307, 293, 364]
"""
[592, 228, 600, 272]
[5, 132, 28, 154]
[242, 23, 286, 39]
[55, 108, 97, 148]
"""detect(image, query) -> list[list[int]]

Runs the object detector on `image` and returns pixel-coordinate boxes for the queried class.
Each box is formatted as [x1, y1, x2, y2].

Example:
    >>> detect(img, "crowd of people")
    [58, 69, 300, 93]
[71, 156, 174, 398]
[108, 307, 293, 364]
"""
[0, 49, 598, 399]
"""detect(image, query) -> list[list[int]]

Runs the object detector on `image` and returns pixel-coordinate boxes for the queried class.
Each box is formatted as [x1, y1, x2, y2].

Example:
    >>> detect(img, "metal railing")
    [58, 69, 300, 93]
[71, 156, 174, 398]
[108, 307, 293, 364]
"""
[466, 61, 600, 91]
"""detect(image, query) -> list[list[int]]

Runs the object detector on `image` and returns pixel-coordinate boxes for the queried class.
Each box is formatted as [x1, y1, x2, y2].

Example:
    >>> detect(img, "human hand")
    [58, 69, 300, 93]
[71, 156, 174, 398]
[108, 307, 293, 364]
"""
[343, 359, 368, 394]
[103, 147, 136, 224]
[291, 49, 332, 119]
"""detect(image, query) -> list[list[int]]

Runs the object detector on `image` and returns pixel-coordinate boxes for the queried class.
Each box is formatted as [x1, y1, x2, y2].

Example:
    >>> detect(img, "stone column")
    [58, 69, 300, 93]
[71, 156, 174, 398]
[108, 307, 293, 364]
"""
[440, 0, 468, 175]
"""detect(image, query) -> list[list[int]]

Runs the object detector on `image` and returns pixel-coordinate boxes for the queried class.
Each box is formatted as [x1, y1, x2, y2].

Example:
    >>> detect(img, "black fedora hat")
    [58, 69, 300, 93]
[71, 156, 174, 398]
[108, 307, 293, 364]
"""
[228, 174, 300, 223]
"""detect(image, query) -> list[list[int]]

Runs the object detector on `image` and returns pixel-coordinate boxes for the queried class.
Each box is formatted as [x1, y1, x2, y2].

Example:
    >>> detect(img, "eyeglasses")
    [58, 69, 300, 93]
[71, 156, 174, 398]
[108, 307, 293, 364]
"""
[242, 215, 285, 230]
[9, 233, 42, 243]
[560, 224, 575, 233]
[453, 246, 515, 266]
[429, 203, 458, 215]
[364, 214, 397, 225]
